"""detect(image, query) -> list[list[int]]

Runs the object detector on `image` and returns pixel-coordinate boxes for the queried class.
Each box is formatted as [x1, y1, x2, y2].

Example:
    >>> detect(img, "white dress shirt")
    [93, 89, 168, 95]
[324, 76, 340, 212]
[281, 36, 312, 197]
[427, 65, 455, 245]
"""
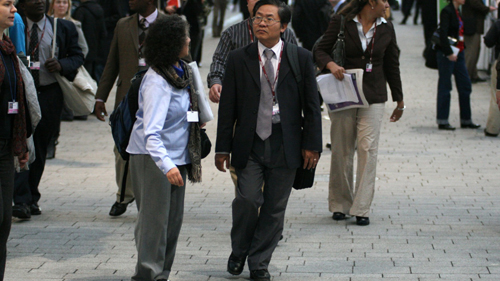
[353, 16, 387, 52]
[26, 15, 57, 86]
[257, 39, 283, 88]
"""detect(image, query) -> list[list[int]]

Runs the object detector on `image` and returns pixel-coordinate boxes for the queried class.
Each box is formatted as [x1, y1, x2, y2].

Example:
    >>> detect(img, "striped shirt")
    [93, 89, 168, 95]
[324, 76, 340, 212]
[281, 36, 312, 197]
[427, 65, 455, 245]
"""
[207, 18, 298, 88]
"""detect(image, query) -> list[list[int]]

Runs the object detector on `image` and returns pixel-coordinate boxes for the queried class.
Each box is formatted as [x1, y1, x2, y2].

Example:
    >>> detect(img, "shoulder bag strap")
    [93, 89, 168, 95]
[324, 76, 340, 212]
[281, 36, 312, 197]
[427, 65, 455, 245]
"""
[52, 17, 57, 58]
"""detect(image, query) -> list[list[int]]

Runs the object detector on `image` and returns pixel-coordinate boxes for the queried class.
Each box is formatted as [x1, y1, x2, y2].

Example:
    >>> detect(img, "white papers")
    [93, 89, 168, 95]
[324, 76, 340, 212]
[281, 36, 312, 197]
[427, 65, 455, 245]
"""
[450, 46, 459, 56]
[317, 73, 359, 104]
[316, 68, 368, 112]
[188, 62, 214, 123]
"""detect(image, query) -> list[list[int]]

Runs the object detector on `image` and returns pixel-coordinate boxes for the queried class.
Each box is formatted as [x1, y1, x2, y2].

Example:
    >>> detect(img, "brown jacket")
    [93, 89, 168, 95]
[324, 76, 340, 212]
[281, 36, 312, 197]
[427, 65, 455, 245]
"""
[96, 12, 168, 109]
[314, 15, 403, 104]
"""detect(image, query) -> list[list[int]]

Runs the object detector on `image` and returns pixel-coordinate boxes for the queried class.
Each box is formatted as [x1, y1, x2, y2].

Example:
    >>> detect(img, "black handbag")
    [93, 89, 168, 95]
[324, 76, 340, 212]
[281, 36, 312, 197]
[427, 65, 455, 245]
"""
[200, 128, 211, 159]
[332, 15, 346, 67]
[424, 45, 438, 70]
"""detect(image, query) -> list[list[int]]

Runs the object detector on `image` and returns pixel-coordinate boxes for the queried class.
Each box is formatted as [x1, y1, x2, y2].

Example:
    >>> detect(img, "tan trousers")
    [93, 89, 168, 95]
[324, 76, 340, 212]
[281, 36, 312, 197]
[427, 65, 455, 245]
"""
[114, 146, 134, 203]
[328, 103, 385, 217]
[486, 61, 500, 135]
[464, 33, 481, 80]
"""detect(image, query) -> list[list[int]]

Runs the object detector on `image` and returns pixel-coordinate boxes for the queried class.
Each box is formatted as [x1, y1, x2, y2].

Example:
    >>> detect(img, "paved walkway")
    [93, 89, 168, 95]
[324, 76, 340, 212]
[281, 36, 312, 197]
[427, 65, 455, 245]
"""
[6, 10, 500, 281]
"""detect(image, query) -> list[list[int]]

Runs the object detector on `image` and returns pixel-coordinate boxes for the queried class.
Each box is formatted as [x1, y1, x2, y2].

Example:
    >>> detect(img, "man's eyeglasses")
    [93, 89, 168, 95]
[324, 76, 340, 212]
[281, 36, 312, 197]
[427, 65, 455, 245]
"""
[252, 16, 281, 26]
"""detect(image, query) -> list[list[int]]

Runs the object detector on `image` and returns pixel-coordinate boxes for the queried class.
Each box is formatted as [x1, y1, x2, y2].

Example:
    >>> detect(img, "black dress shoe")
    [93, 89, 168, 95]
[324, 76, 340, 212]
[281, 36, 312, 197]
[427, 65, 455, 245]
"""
[484, 129, 498, 137]
[109, 200, 133, 216]
[227, 253, 246, 275]
[471, 77, 487, 83]
[326, 143, 331, 149]
[250, 269, 271, 281]
[30, 203, 42, 215]
[332, 212, 346, 221]
[356, 216, 370, 226]
[12, 204, 31, 219]
[438, 124, 456, 131]
[461, 123, 481, 129]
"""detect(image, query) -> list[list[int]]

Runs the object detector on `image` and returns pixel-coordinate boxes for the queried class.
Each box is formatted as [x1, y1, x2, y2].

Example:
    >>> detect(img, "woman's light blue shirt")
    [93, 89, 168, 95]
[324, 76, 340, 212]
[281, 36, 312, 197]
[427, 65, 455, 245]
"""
[126, 67, 191, 174]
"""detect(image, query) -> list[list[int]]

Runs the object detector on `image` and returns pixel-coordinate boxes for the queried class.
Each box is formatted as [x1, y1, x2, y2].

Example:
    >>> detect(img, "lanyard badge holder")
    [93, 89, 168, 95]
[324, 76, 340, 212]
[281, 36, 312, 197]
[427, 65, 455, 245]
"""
[366, 24, 376, 73]
[1, 52, 18, 114]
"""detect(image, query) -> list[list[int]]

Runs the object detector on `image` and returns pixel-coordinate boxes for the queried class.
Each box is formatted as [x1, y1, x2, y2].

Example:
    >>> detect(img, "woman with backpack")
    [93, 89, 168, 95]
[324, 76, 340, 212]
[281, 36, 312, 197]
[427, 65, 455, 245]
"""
[125, 15, 204, 281]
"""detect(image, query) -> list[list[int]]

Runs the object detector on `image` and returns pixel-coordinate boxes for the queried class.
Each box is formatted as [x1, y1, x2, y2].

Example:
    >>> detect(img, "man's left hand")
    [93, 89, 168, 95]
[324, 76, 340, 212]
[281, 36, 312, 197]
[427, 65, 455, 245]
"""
[302, 149, 319, 170]
[45, 58, 62, 73]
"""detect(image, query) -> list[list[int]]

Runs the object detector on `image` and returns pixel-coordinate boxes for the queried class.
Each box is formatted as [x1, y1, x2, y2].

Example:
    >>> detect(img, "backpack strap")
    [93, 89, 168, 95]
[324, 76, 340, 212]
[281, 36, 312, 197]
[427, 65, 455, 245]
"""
[286, 43, 304, 109]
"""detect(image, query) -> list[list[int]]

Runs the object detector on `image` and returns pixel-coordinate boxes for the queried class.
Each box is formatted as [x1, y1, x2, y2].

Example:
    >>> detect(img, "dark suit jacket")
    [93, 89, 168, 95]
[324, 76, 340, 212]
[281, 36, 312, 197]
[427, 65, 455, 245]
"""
[314, 15, 403, 104]
[462, 0, 490, 35]
[292, 0, 331, 51]
[216, 42, 322, 170]
[46, 16, 85, 81]
[73, 0, 107, 63]
[436, 4, 463, 56]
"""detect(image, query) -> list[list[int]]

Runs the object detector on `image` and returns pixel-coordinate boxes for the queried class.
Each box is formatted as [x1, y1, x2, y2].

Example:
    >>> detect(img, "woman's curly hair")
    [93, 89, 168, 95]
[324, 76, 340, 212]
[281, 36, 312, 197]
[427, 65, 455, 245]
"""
[144, 15, 188, 68]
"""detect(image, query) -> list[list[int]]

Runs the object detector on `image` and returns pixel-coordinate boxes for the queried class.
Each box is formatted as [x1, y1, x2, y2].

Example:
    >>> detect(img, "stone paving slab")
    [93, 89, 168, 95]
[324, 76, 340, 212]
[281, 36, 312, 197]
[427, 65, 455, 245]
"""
[4, 10, 500, 281]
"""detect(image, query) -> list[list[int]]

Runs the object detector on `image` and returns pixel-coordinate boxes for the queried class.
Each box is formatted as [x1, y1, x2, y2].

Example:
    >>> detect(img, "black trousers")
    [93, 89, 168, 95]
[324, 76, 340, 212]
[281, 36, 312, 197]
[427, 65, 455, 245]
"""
[14, 83, 63, 205]
[232, 125, 296, 270]
[0, 139, 14, 280]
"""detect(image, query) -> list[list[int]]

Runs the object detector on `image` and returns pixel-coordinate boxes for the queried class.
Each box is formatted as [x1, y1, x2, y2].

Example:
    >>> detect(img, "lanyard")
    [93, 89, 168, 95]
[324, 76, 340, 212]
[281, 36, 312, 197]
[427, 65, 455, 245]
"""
[247, 19, 254, 43]
[258, 41, 284, 99]
[0, 52, 17, 101]
[368, 23, 376, 64]
[26, 17, 47, 59]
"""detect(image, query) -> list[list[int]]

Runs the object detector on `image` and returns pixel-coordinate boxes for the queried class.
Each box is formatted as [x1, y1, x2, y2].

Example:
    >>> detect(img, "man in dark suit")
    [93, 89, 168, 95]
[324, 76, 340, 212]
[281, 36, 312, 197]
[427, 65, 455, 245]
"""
[12, 0, 84, 219]
[215, 1, 322, 280]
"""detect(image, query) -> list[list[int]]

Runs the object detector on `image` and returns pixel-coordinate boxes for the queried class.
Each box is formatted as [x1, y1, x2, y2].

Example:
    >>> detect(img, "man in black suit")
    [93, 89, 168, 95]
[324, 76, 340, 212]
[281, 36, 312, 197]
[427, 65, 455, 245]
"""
[12, 0, 84, 219]
[215, 1, 322, 280]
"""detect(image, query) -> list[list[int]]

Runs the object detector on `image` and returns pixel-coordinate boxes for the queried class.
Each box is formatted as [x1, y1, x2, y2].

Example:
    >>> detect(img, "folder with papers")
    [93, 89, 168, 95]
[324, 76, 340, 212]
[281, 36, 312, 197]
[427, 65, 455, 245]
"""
[316, 68, 368, 112]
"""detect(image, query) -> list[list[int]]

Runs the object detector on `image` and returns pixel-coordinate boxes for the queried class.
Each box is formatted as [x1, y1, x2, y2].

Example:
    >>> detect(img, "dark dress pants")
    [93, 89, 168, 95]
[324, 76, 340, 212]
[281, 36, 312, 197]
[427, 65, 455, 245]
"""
[436, 51, 472, 124]
[0, 139, 14, 280]
[232, 124, 296, 270]
[14, 83, 63, 205]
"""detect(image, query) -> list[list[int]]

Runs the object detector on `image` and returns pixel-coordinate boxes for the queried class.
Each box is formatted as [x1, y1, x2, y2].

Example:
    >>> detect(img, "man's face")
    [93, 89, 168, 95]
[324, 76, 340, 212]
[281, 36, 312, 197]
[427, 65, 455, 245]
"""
[253, 5, 286, 45]
[129, 0, 148, 14]
[23, 0, 46, 18]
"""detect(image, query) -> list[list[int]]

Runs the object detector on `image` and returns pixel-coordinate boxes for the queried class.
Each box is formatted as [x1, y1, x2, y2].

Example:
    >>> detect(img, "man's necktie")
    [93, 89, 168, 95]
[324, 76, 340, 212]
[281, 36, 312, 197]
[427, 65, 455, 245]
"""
[256, 48, 275, 140]
[139, 18, 148, 57]
[28, 23, 39, 89]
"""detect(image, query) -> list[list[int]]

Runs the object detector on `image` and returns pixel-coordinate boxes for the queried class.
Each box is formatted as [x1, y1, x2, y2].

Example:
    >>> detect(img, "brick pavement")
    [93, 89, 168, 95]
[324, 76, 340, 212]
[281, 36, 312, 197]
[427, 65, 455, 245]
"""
[5, 11, 500, 281]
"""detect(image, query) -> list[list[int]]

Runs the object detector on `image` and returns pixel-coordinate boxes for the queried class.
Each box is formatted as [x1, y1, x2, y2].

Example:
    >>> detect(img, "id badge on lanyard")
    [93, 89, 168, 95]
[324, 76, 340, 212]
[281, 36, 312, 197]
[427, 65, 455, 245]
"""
[8, 101, 18, 114]
[272, 102, 280, 124]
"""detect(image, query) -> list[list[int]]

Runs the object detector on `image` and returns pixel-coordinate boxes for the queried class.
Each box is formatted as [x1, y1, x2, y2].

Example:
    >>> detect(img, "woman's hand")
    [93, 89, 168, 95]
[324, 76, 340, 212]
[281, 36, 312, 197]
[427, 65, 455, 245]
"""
[390, 101, 405, 122]
[447, 54, 457, 62]
[326, 61, 345, 80]
[166, 167, 184, 186]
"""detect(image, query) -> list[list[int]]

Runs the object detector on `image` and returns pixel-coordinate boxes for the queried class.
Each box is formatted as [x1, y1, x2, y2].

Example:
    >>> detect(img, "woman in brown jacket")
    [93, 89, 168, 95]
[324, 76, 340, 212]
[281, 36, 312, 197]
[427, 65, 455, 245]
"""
[314, 0, 404, 226]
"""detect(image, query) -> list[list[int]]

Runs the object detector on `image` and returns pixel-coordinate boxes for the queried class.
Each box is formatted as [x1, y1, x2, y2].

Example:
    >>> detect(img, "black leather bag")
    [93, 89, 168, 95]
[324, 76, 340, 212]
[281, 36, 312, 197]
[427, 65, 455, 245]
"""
[332, 15, 346, 67]
[424, 45, 438, 70]
[200, 128, 211, 159]
[293, 160, 317, 190]
[431, 29, 458, 47]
